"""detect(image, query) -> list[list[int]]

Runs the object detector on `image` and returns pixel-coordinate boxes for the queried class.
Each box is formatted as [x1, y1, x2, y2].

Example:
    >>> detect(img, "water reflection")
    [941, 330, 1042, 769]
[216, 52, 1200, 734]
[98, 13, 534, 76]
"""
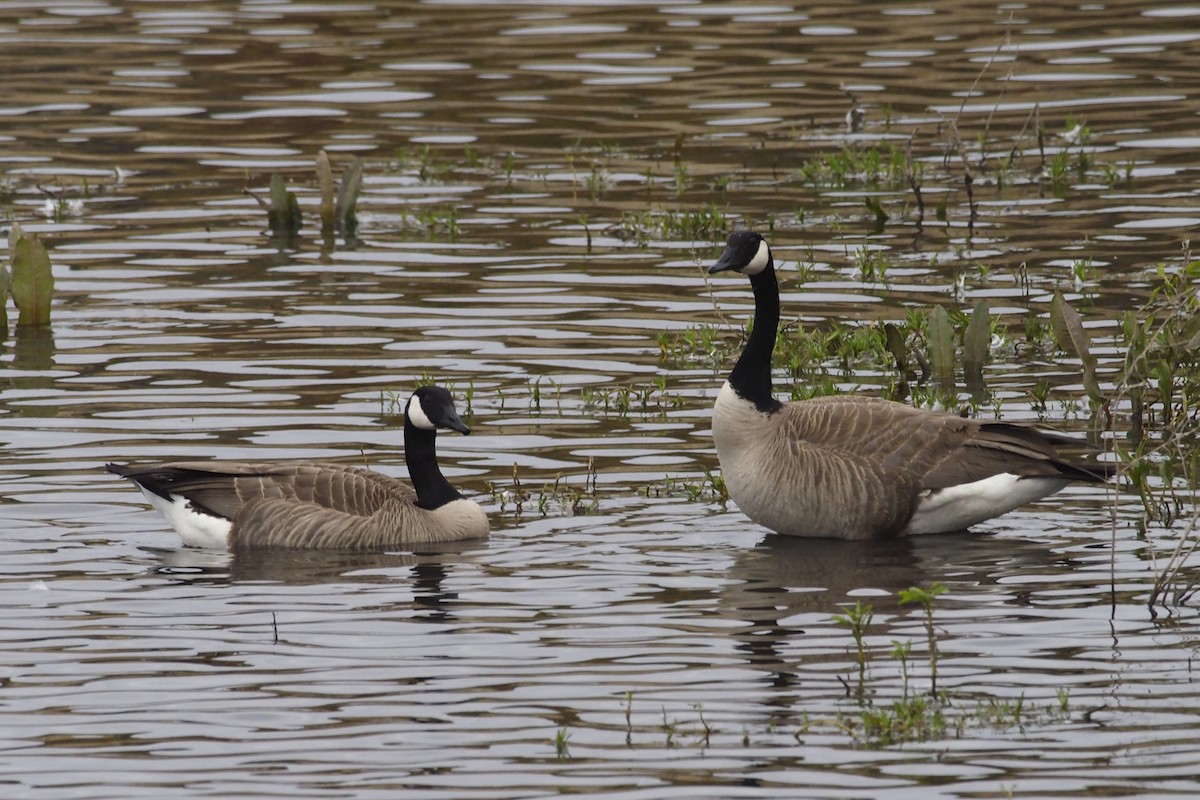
[152, 538, 481, 587]
[717, 532, 1075, 691]
[11, 326, 56, 375]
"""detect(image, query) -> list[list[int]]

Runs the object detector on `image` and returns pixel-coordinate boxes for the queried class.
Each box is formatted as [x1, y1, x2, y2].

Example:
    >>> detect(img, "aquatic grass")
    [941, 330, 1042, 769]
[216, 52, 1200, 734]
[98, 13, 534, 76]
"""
[820, 583, 1080, 748]
[693, 703, 713, 749]
[832, 600, 874, 700]
[536, 469, 600, 517]
[584, 161, 609, 202]
[580, 379, 684, 417]
[490, 464, 532, 516]
[636, 703, 715, 750]
[1070, 256, 1097, 293]
[1102, 159, 1136, 187]
[1097, 257, 1200, 613]
[853, 245, 890, 284]
[853, 690, 947, 747]
[661, 707, 678, 748]
[898, 582, 948, 696]
[657, 323, 736, 369]
[618, 203, 727, 244]
[393, 144, 454, 182]
[491, 461, 599, 518]
[406, 205, 460, 239]
[41, 193, 84, 223]
[796, 143, 910, 189]
[553, 727, 571, 760]
[655, 467, 728, 504]
[1042, 116, 1093, 197]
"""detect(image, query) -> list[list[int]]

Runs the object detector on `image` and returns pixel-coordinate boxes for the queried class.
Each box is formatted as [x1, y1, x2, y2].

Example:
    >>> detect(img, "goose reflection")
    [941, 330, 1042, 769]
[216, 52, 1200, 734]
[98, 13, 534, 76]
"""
[719, 531, 1075, 690]
[147, 541, 483, 623]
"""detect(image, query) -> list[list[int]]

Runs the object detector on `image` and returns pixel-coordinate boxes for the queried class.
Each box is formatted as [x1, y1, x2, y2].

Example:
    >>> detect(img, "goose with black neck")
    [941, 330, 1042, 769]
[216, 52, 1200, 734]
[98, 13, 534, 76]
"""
[108, 385, 488, 549]
[706, 230, 1111, 540]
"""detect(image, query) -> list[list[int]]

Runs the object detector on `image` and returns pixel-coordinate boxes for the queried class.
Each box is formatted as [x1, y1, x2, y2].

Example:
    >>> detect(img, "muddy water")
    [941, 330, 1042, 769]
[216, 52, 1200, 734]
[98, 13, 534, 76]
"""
[2, 2, 1200, 798]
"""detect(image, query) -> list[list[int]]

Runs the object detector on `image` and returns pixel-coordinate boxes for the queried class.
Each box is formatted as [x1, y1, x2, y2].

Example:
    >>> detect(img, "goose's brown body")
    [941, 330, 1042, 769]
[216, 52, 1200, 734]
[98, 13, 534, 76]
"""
[108, 460, 488, 549]
[712, 385, 1107, 539]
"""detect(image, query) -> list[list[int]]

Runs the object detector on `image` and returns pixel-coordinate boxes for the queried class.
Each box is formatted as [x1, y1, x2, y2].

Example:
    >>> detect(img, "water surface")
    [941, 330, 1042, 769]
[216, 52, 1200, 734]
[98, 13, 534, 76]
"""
[2, 2, 1199, 798]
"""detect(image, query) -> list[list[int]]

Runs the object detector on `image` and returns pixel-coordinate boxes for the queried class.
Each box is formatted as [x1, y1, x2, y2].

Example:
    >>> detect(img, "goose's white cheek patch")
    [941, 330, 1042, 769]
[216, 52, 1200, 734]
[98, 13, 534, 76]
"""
[743, 239, 771, 275]
[406, 394, 436, 430]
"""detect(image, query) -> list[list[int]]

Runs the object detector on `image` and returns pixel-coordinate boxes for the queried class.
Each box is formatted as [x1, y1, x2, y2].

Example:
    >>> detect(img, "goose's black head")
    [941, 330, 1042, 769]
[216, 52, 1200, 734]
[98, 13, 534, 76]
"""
[406, 385, 470, 435]
[709, 230, 772, 276]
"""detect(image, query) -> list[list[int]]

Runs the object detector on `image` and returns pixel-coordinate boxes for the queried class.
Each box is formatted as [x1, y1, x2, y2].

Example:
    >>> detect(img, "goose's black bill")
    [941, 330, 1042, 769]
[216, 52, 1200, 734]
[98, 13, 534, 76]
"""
[439, 408, 470, 435]
[708, 246, 742, 274]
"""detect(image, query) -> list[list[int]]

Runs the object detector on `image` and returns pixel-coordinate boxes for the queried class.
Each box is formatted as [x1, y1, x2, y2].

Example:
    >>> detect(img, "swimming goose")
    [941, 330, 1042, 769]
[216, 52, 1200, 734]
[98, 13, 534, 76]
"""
[706, 230, 1110, 539]
[107, 385, 488, 549]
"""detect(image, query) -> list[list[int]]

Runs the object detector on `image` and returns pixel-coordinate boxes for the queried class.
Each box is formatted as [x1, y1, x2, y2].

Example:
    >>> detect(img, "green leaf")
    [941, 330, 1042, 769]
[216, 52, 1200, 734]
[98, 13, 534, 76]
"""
[898, 582, 947, 607]
[1177, 308, 1200, 351]
[336, 157, 363, 234]
[0, 256, 9, 336]
[267, 174, 302, 236]
[316, 150, 335, 233]
[883, 322, 908, 373]
[1050, 292, 1101, 401]
[961, 299, 990, 381]
[865, 195, 888, 232]
[11, 233, 53, 326]
[926, 305, 956, 386]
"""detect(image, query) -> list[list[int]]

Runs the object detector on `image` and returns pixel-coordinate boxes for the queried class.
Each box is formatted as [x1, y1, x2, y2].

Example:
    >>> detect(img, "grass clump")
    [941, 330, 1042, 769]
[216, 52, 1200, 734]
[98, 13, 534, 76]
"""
[619, 203, 727, 244]
[580, 377, 684, 417]
[1105, 257, 1200, 612]
[832, 600, 874, 699]
[490, 462, 600, 518]
[820, 582, 1070, 748]
[654, 467, 728, 503]
[796, 143, 911, 189]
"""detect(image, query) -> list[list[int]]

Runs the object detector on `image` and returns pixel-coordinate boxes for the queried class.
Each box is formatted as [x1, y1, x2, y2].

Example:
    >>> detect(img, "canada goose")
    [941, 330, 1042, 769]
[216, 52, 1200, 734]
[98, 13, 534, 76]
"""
[107, 385, 488, 550]
[707, 230, 1111, 539]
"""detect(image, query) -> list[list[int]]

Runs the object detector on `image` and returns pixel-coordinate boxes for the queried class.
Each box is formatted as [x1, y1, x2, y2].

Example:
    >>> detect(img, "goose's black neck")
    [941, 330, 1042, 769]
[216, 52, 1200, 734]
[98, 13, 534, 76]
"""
[729, 260, 783, 414]
[404, 422, 463, 510]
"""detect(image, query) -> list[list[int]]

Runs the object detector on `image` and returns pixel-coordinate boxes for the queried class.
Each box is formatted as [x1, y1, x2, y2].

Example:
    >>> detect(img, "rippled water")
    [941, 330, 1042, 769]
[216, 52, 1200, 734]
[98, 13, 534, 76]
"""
[3, 2, 1200, 798]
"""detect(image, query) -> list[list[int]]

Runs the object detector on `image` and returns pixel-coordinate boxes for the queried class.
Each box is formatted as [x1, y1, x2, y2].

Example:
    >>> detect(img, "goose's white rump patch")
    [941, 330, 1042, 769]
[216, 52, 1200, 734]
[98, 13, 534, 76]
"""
[904, 473, 1070, 535]
[139, 487, 232, 548]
